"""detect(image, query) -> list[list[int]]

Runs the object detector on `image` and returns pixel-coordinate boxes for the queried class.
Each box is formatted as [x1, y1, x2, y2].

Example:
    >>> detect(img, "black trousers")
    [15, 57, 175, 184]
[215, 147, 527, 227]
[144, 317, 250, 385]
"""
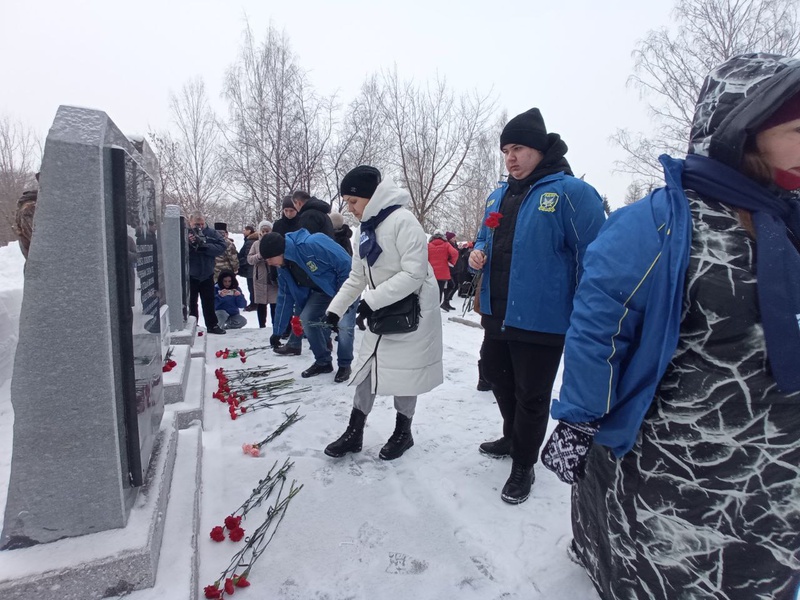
[256, 303, 276, 328]
[437, 279, 447, 303]
[246, 277, 255, 304]
[189, 275, 218, 328]
[444, 279, 457, 303]
[480, 337, 564, 467]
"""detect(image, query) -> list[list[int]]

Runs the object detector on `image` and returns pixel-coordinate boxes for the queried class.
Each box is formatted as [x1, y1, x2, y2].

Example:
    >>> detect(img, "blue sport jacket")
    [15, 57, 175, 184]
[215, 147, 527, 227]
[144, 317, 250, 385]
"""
[272, 229, 352, 337]
[474, 172, 606, 334]
[551, 155, 692, 456]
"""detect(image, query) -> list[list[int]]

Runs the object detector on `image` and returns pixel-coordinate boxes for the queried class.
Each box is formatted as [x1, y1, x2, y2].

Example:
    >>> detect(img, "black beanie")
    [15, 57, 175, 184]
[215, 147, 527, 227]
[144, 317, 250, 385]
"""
[259, 232, 286, 258]
[340, 165, 382, 199]
[282, 196, 295, 210]
[214, 222, 227, 231]
[499, 108, 548, 151]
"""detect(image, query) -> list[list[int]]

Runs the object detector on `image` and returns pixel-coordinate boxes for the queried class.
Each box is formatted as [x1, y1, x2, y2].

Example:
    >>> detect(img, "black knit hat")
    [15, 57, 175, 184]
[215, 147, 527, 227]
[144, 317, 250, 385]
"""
[214, 222, 227, 231]
[259, 232, 286, 259]
[282, 195, 295, 209]
[340, 165, 382, 199]
[500, 108, 548, 151]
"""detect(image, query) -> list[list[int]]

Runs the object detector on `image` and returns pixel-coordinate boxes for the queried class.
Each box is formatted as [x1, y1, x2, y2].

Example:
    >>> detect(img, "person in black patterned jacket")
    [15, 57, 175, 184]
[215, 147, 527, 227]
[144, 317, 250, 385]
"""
[543, 53, 800, 600]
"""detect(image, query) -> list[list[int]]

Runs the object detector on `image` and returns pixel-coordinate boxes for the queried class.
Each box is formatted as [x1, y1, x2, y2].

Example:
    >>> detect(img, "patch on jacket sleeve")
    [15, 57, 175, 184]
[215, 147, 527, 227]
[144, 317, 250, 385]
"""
[306, 260, 318, 272]
[538, 192, 559, 213]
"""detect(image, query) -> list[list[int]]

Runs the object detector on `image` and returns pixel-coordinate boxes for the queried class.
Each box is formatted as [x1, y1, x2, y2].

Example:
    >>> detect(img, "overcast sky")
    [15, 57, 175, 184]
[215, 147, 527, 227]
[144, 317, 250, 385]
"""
[0, 0, 675, 208]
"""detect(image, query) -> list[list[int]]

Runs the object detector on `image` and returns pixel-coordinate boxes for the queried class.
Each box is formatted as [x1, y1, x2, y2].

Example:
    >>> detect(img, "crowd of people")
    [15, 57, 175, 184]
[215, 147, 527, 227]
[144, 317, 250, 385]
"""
[177, 53, 799, 599]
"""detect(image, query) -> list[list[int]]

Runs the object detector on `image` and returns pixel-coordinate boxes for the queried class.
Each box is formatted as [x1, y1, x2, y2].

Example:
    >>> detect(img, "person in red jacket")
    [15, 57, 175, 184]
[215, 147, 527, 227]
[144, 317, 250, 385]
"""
[427, 230, 459, 310]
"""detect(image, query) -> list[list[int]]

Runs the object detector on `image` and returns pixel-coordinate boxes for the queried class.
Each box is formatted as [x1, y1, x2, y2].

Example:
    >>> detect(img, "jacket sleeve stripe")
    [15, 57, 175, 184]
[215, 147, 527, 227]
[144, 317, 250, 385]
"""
[605, 250, 663, 413]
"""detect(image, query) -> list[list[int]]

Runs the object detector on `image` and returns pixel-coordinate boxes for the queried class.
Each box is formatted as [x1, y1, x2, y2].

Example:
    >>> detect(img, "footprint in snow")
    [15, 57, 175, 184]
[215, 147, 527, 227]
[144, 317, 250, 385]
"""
[385, 552, 429, 575]
[312, 465, 335, 487]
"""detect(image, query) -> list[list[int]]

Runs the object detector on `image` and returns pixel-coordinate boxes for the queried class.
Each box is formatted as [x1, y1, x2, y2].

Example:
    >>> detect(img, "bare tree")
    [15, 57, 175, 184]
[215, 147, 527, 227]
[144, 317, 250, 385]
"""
[381, 69, 495, 230]
[149, 77, 227, 221]
[0, 115, 39, 246]
[614, 0, 800, 184]
[221, 22, 336, 221]
[323, 75, 392, 212]
[448, 111, 507, 240]
[624, 180, 658, 205]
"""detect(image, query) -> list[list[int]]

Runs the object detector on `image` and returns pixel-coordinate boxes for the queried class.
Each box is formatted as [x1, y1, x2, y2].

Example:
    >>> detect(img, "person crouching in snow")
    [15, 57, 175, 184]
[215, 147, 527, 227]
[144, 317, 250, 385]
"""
[258, 230, 358, 383]
[322, 165, 444, 461]
[214, 270, 247, 330]
[543, 53, 800, 600]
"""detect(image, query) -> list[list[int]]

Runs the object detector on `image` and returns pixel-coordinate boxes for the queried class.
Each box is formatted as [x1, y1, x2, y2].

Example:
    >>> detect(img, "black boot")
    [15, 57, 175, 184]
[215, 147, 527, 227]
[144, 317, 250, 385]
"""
[324, 408, 367, 457]
[479, 436, 511, 458]
[379, 412, 414, 460]
[501, 461, 534, 504]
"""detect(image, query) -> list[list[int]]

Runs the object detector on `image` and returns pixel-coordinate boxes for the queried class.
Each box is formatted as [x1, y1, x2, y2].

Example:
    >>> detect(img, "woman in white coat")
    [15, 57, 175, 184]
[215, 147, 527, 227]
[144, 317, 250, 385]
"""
[324, 165, 443, 460]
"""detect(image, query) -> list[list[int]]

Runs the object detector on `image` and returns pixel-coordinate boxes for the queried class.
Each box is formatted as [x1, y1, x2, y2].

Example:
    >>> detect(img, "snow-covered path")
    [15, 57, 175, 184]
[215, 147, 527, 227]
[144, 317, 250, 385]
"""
[0, 240, 600, 599]
[190, 311, 599, 599]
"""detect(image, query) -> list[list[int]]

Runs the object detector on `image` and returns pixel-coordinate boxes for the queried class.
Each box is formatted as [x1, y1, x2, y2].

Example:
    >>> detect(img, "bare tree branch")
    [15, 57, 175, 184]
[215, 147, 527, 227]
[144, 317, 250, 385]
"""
[0, 115, 39, 246]
[615, 0, 800, 187]
[380, 68, 495, 230]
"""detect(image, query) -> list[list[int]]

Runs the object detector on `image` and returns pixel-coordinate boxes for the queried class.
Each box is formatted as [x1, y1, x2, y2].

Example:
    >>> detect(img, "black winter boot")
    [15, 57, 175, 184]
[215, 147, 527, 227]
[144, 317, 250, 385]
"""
[324, 408, 367, 457]
[379, 412, 414, 460]
[479, 436, 511, 458]
[501, 461, 534, 504]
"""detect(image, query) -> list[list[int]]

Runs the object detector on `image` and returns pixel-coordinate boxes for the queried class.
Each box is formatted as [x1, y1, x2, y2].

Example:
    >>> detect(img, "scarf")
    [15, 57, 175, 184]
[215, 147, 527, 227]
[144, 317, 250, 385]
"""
[683, 153, 800, 393]
[359, 204, 402, 266]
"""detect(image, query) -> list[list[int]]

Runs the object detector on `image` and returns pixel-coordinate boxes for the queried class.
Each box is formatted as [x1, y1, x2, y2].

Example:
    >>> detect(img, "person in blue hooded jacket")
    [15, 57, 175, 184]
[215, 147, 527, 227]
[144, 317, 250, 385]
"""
[259, 230, 357, 382]
[214, 270, 247, 330]
[542, 54, 800, 600]
[468, 108, 606, 504]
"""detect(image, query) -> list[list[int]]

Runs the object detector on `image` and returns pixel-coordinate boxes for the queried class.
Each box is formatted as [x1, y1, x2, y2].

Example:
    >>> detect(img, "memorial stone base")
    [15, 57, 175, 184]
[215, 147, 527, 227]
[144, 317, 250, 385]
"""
[170, 315, 198, 347]
[0, 413, 203, 600]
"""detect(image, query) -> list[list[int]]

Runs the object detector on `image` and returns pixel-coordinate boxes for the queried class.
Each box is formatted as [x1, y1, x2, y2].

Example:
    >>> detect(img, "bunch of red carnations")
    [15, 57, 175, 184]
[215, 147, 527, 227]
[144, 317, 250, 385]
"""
[203, 460, 302, 598]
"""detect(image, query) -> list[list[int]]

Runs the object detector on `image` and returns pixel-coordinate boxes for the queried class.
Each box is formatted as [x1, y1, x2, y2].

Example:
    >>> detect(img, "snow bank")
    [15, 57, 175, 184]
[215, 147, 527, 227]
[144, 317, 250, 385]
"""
[0, 242, 25, 385]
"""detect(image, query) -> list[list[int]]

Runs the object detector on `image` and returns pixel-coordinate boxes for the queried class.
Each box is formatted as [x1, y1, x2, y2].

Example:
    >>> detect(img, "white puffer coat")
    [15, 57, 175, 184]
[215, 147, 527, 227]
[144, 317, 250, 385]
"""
[328, 180, 443, 396]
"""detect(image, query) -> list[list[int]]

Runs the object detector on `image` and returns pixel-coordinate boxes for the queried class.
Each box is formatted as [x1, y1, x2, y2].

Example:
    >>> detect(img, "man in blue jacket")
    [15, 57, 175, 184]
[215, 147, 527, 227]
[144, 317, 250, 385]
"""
[188, 212, 228, 335]
[259, 230, 357, 382]
[468, 108, 606, 504]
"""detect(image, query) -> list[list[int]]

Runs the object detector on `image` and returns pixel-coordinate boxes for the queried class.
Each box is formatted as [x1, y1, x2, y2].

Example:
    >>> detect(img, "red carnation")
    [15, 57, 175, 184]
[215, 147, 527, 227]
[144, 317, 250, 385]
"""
[235, 575, 251, 588]
[290, 316, 304, 336]
[228, 526, 245, 542]
[240, 357, 246, 363]
[168, 360, 177, 368]
[224, 578, 236, 595]
[198, 331, 204, 336]
[215, 350, 223, 358]
[239, 349, 245, 357]
[241, 406, 248, 413]
[204, 584, 221, 598]
[162, 365, 172, 373]
[252, 390, 258, 398]
[224, 515, 242, 530]
[209, 526, 225, 542]
[484, 211, 503, 229]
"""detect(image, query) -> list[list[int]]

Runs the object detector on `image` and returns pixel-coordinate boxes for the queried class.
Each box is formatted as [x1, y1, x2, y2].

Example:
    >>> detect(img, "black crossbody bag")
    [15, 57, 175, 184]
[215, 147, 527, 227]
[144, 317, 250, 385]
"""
[368, 293, 421, 335]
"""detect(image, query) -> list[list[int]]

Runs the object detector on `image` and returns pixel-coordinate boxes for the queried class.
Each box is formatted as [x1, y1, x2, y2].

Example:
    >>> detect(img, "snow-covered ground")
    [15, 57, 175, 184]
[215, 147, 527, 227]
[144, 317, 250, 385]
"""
[0, 239, 599, 599]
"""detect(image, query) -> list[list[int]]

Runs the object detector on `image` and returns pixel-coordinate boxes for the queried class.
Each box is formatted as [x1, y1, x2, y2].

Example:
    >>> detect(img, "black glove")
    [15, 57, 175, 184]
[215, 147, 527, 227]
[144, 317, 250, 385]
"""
[541, 421, 599, 485]
[322, 312, 340, 333]
[269, 334, 282, 348]
[356, 299, 372, 331]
